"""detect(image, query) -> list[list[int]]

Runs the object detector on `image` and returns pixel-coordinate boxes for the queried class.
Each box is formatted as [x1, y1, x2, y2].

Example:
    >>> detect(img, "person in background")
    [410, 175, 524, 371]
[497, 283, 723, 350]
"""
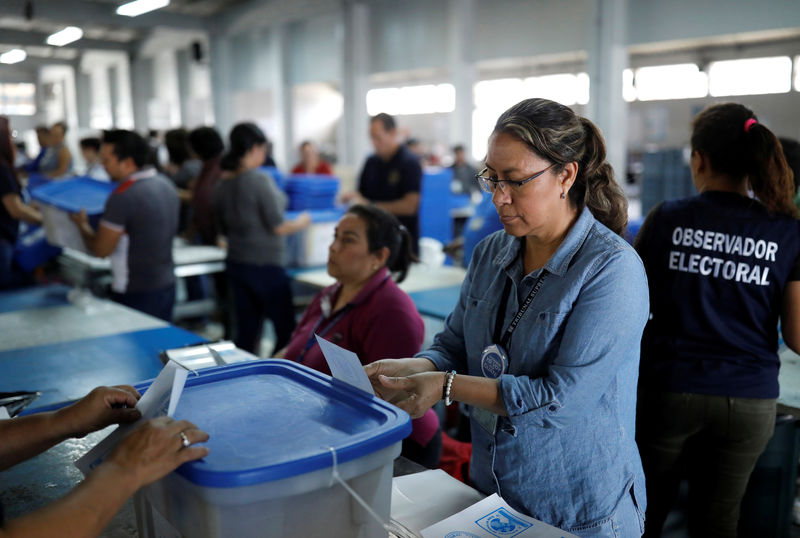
[0, 385, 208, 536]
[0, 116, 42, 289]
[79, 137, 110, 182]
[21, 125, 50, 174]
[290, 140, 332, 175]
[279, 205, 442, 468]
[213, 122, 310, 356]
[343, 113, 422, 253]
[778, 137, 800, 209]
[70, 130, 179, 321]
[450, 144, 480, 197]
[635, 103, 800, 537]
[39, 122, 72, 179]
[164, 128, 202, 191]
[366, 98, 648, 536]
[261, 136, 277, 168]
[188, 127, 224, 248]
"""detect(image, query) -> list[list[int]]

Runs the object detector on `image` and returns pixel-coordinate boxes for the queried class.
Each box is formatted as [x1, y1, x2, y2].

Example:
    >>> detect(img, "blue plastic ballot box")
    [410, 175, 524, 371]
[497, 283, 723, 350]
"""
[133, 360, 411, 538]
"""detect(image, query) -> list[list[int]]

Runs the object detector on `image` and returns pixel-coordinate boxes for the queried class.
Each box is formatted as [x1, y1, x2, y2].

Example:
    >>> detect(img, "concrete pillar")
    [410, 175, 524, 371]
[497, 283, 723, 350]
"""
[209, 33, 233, 138]
[176, 48, 192, 128]
[447, 0, 477, 156]
[108, 65, 119, 127]
[130, 55, 154, 131]
[340, 0, 370, 169]
[584, 0, 628, 184]
[267, 24, 292, 170]
[75, 68, 91, 130]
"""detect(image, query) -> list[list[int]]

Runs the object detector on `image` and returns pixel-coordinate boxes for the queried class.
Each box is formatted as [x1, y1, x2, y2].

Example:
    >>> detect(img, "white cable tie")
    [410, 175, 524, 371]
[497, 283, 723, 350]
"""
[327, 446, 392, 532]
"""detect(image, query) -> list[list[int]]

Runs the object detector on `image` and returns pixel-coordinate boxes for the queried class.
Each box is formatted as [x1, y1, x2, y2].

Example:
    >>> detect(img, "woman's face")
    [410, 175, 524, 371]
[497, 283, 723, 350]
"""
[327, 214, 383, 285]
[486, 131, 573, 239]
[243, 143, 267, 170]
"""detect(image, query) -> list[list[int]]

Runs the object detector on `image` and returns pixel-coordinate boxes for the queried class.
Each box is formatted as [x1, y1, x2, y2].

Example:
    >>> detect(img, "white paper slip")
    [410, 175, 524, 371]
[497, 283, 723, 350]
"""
[315, 334, 374, 395]
[75, 360, 189, 475]
[421, 494, 577, 538]
[0, 407, 10, 420]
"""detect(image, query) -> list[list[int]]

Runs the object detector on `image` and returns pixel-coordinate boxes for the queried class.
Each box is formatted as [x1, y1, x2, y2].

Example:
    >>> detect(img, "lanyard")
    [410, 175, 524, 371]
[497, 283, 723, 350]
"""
[297, 275, 391, 363]
[493, 271, 547, 349]
[297, 305, 352, 363]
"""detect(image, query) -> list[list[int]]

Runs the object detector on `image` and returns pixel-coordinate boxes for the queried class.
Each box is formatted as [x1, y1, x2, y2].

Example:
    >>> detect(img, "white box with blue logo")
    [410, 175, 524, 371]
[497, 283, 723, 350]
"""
[133, 360, 411, 538]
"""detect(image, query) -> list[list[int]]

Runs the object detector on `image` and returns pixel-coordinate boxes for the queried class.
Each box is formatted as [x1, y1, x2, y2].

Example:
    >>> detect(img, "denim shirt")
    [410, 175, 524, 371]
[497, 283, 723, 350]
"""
[417, 207, 649, 531]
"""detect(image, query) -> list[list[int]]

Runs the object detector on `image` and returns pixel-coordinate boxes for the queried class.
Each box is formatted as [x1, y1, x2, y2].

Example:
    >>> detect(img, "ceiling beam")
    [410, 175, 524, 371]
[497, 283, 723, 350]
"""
[0, 56, 80, 69]
[0, 28, 134, 52]
[0, 0, 206, 31]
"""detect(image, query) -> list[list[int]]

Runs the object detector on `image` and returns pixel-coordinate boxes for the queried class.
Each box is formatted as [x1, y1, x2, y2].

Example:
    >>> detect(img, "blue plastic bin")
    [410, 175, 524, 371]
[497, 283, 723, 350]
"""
[13, 223, 62, 271]
[259, 166, 285, 191]
[285, 207, 345, 267]
[133, 360, 410, 538]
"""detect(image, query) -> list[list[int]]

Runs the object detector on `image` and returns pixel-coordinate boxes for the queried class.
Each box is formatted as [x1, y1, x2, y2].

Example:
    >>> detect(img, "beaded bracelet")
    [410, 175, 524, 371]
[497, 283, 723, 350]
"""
[442, 370, 456, 406]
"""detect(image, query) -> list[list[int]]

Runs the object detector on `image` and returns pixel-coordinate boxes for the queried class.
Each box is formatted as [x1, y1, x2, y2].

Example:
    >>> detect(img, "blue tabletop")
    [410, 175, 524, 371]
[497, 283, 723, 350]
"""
[0, 284, 71, 313]
[409, 285, 461, 320]
[0, 326, 205, 413]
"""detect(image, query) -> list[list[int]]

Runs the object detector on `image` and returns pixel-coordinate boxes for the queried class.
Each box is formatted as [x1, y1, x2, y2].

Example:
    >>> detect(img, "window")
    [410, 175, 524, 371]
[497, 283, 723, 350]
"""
[523, 73, 590, 106]
[708, 56, 792, 97]
[630, 63, 708, 101]
[0, 83, 36, 115]
[366, 83, 455, 116]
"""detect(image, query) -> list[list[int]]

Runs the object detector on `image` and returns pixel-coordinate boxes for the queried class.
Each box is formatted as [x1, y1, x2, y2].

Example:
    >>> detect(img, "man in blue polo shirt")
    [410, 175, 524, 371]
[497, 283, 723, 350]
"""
[345, 113, 422, 252]
[71, 130, 179, 321]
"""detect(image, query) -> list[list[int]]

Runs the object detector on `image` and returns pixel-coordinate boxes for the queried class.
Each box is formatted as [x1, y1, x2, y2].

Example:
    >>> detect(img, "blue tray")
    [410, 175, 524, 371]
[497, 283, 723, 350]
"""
[30, 176, 115, 214]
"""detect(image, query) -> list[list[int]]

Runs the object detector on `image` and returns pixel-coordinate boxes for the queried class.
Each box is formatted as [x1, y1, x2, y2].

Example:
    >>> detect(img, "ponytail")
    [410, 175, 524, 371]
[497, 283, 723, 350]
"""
[745, 124, 798, 217]
[346, 204, 418, 283]
[221, 122, 267, 172]
[691, 103, 798, 218]
[575, 118, 628, 235]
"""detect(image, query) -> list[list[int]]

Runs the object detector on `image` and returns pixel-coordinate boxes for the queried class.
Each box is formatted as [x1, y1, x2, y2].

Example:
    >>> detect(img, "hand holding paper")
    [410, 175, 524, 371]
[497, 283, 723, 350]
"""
[315, 334, 374, 395]
[75, 361, 190, 475]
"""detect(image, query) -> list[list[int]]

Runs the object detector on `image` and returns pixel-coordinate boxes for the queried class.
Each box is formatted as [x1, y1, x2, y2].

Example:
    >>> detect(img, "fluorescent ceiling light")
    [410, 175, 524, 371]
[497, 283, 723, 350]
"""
[116, 0, 170, 17]
[46, 26, 84, 47]
[0, 49, 27, 65]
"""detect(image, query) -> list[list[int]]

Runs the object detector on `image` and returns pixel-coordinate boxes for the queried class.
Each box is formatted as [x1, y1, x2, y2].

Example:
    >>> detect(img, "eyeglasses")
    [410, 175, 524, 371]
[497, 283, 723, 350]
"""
[475, 164, 555, 193]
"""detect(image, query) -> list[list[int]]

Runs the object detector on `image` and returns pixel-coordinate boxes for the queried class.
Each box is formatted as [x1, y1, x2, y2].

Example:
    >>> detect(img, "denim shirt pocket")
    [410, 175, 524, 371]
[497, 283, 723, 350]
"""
[463, 294, 495, 358]
[512, 310, 569, 369]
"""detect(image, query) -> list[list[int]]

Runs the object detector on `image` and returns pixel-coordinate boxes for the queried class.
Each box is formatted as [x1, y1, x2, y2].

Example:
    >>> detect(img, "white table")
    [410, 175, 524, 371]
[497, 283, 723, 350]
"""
[293, 263, 467, 294]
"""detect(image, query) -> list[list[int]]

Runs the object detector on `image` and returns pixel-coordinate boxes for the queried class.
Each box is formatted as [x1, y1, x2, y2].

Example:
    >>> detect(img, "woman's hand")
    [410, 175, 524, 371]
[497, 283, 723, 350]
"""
[374, 371, 444, 418]
[54, 385, 142, 439]
[105, 416, 209, 490]
[364, 358, 436, 401]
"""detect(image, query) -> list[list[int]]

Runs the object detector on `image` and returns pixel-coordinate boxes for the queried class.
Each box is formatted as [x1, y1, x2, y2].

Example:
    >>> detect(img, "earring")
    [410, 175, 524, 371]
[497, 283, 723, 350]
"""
[560, 192, 566, 199]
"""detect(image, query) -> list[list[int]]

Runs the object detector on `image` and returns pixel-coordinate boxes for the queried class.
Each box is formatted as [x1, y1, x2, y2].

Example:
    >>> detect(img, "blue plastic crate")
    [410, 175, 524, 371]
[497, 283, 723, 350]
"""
[13, 223, 62, 271]
[29, 176, 115, 215]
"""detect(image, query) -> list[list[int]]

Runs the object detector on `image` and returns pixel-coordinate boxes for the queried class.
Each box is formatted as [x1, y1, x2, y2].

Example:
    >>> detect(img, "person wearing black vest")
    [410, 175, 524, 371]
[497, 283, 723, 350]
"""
[635, 103, 800, 537]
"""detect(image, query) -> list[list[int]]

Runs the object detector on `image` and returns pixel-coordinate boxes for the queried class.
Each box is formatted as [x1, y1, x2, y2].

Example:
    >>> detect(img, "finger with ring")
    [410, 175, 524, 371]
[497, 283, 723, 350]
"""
[179, 431, 191, 448]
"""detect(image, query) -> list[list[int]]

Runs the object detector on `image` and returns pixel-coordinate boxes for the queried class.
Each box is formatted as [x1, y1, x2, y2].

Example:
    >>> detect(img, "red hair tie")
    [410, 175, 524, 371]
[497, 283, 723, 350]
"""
[744, 118, 757, 133]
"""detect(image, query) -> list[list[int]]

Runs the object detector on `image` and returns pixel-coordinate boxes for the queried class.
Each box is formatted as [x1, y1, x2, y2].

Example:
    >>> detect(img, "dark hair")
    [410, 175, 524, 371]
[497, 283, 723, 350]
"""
[35, 125, 48, 134]
[371, 113, 396, 132]
[691, 103, 797, 217]
[493, 98, 628, 235]
[345, 204, 417, 283]
[299, 140, 312, 150]
[165, 128, 191, 165]
[453, 144, 465, 153]
[221, 122, 267, 171]
[0, 116, 18, 185]
[778, 137, 800, 194]
[79, 137, 101, 151]
[188, 127, 224, 162]
[102, 129, 152, 169]
[52, 121, 67, 134]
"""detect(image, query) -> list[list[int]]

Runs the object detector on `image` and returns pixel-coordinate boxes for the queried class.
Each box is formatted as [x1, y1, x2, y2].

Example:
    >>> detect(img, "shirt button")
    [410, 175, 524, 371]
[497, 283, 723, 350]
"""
[548, 405, 557, 412]
[539, 313, 546, 320]
[488, 444, 494, 453]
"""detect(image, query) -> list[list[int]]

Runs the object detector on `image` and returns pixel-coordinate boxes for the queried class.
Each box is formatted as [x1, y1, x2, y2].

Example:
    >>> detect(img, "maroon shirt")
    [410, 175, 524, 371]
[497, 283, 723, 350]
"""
[284, 267, 439, 445]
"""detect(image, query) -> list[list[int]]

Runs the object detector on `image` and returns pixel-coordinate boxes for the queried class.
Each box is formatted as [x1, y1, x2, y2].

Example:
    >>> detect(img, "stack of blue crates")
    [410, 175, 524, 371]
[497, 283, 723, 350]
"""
[640, 148, 696, 216]
[259, 166, 285, 191]
[419, 167, 454, 245]
[284, 174, 339, 211]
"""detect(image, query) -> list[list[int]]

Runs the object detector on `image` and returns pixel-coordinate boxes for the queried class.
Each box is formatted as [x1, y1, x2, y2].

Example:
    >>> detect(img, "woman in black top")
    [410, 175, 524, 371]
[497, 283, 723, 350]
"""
[0, 116, 42, 289]
[635, 103, 800, 536]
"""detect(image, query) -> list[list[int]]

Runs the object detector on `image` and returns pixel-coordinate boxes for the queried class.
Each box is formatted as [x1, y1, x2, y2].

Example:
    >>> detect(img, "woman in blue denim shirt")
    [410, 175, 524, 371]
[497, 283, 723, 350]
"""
[366, 98, 649, 536]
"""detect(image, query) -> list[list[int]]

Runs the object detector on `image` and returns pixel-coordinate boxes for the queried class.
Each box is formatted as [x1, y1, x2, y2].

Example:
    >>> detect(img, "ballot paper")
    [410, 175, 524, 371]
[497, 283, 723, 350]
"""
[0, 407, 9, 420]
[315, 334, 374, 395]
[75, 360, 189, 475]
[421, 494, 577, 538]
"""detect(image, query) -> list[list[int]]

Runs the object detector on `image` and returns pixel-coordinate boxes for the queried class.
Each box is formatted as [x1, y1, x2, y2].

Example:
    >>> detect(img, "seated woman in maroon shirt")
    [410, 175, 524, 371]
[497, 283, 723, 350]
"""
[290, 141, 333, 175]
[279, 204, 441, 467]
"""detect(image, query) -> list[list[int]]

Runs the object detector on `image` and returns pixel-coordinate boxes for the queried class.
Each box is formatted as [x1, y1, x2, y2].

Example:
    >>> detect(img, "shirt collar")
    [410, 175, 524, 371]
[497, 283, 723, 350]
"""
[322, 267, 391, 316]
[127, 167, 157, 181]
[493, 206, 596, 278]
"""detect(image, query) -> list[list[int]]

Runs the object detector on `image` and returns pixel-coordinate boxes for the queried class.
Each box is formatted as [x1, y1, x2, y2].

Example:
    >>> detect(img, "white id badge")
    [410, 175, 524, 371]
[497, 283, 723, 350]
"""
[472, 406, 498, 435]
